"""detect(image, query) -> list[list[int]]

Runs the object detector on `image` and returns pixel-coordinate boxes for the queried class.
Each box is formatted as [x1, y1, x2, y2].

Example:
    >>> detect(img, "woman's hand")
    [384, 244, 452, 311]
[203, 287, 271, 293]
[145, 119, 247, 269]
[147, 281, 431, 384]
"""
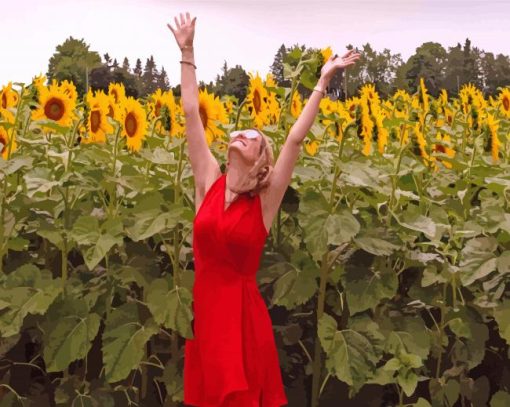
[320, 49, 361, 83]
[167, 12, 197, 50]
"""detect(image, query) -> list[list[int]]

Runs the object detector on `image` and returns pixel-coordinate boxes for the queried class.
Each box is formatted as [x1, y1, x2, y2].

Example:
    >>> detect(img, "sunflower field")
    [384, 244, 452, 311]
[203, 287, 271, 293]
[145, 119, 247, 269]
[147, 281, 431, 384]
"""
[1, 46, 510, 406]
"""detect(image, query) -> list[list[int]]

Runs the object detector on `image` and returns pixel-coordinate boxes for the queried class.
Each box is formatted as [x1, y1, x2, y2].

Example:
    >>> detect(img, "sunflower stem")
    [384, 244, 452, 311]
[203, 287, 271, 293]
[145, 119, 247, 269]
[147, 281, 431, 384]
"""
[234, 98, 248, 131]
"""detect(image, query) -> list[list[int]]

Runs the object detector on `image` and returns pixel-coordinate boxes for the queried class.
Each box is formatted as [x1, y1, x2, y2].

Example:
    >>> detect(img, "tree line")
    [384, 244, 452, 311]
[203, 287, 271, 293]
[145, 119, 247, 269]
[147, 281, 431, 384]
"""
[47, 36, 510, 101]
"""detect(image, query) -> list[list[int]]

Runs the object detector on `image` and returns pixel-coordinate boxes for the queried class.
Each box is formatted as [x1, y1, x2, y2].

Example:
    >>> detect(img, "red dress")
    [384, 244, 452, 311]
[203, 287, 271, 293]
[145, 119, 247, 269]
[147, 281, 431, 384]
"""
[184, 173, 288, 407]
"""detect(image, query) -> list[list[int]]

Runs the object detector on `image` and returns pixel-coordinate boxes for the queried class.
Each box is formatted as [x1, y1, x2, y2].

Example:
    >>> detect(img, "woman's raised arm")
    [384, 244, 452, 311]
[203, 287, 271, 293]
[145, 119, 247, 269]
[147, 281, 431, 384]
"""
[262, 49, 361, 218]
[167, 12, 220, 198]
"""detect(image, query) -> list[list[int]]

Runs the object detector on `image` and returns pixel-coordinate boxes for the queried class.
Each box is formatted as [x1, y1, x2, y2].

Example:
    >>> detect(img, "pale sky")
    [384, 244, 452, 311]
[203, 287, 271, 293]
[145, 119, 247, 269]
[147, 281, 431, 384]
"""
[0, 0, 509, 88]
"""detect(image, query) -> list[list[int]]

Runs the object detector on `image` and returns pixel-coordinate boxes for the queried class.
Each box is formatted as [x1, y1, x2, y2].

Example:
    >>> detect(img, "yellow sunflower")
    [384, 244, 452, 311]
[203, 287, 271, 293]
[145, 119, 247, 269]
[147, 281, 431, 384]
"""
[0, 82, 19, 109]
[0, 125, 16, 160]
[82, 89, 114, 144]
[439, 89, 448, 106]
[304, 140, 319, 156]
[291, 91, 303, 119]
[264, 73, 281, 125]
[419, 77, 429, 112]
[360, 98, 374, 156]
[197, 88, 228, 145]
[486, 113, 500, 163]
[433, 132, 455, 169]
[246, 72, 270, 128]
[0, 107, 15, 124]
[320, 46, 333, 64]
[497, 88, 510, 119]
[120, 97, 147, 152]
[31, 81, 76, 126]
[109, 82, 126, 105]
[57, 79, 78, 102]
[148, 89, 183, 137]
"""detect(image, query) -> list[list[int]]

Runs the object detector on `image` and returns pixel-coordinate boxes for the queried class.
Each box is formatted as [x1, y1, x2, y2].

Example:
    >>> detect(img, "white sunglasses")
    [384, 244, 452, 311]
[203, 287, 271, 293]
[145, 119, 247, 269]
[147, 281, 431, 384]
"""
[229, 129, 261, 139]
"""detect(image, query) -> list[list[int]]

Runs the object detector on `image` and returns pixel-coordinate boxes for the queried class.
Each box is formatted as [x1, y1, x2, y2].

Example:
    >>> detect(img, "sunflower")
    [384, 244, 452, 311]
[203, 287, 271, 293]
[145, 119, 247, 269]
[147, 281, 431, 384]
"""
[197, 88, 228, 145]
[497, 88, 510, 119]
[246, 72, 270, 128]
[419, 77, 430, 112]
[148, 89, 182, 137]
[58, 79, 78, 102]
[360, 99, 374, 156]
[31, 81, 76, 126]
[290, 91, 303, 119]
[432, 132, 455, 169]
[486, 113, 500, 163]
[109, 82, 126, 105]
[120, 97, 147, 152]
[264, 73, 281, 125]
[0, 125, 16, 160]
[320, 46, 333, 64]
[0, 107, 15, 124]
[0, 82, 19, 109]
[439, 89, 448, 106]
[360, 83, 380, 106]
[82, 89, 113, 144]
[413, 122, 432, 166]
[373, 106, 388, 154]
[106, 94, 123, 122]
[304, 140, 319, 156]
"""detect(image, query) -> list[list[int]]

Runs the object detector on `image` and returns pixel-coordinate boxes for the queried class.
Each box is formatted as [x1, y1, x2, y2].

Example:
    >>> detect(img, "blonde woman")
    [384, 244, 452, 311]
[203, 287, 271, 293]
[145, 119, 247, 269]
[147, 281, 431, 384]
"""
[167, 11, 360, 407]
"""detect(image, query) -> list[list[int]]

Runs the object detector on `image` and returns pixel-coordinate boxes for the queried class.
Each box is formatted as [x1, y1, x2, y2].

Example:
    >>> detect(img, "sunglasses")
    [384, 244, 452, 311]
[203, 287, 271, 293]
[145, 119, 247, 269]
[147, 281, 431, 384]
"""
[229, 129, 261, 140]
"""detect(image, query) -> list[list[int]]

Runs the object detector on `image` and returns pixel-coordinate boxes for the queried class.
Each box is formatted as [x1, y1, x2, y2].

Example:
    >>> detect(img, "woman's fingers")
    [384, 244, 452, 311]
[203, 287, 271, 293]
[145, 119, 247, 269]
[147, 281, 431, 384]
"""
[192, 16, 197, 26]
[167, 23, 175, 34]
[174, 16, 180, 29]
[186, 11, 191, 22]
[180, 13, 185, 25]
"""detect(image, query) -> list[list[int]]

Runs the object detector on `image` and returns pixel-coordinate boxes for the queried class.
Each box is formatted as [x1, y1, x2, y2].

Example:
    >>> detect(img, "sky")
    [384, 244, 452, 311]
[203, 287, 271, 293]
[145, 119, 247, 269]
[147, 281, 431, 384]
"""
[0, 0, 509, 87]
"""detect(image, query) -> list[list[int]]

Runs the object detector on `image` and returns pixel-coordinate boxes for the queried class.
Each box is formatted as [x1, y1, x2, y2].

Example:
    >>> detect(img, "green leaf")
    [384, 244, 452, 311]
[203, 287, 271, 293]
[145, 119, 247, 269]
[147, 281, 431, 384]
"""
[414, 398, 432, 407]
[493, 299, 510, 345]
[353, 236, 401, 256]
[490, 391, 510, 407]
[459, 237, 498, 286]
[102, 302, 159, 383]
[318, 313, 378, 391]
[146, 278, 194, 339]
[272, 262, 318, 309]
[342, 257, 397, 315]
[325, 210, 360, 245]
[398, 370, 418, 397]
[382, 357, 401, 372]
[42, 298, 101, 372]
[0, 265, 61, 337]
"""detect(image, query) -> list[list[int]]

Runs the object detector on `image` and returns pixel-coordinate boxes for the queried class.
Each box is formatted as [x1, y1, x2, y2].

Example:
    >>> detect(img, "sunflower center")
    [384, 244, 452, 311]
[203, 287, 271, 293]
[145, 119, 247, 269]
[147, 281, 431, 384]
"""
[1, 93, 7, 109]
[503, 96, 509, 112]
[125, 112, 138, 137]
[90, 110, 101, 133]
[253, 90, 261, 113]
[155, 101, 162, 117]
[107, 105, 114, 118]
[435, 144, 446, 154]
[44, 97, 65, 121]
[199, 105, 208, 129]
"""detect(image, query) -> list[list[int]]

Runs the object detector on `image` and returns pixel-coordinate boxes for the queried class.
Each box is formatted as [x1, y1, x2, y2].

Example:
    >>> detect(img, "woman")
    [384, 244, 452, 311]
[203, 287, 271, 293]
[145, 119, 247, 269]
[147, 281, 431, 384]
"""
[167, 12, 360, 407]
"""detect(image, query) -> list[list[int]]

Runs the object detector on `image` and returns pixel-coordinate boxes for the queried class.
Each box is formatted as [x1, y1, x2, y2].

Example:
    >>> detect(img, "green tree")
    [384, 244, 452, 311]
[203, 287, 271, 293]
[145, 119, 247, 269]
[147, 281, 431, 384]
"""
[47, 36, 102, 97]
[396, 42, 448, 96]
[142, 55, 159, 96]
[213, 61, 249, 101]
[134, 58, 143, 78]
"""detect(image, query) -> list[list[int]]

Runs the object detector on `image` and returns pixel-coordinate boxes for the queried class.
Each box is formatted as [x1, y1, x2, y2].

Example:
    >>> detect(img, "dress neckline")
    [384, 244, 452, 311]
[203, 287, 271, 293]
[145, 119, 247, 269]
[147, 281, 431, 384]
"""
[222, 174, 245, 213]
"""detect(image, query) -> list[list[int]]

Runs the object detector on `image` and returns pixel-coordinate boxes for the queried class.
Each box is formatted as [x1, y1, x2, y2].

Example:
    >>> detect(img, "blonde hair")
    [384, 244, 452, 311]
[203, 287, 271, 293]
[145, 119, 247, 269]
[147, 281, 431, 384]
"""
[227, 129, 274, 197]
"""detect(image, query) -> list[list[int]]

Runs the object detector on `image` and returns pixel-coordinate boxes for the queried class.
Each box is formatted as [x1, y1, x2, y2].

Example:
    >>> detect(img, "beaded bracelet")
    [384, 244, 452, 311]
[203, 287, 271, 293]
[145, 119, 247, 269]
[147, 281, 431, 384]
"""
[180, 45, 194, 51]
[180, 60, 197, 69]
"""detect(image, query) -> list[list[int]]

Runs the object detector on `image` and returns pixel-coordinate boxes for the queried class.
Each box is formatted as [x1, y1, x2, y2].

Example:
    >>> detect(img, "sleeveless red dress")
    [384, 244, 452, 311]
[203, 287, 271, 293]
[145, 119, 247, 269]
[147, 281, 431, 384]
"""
[184, 172, 288, 407]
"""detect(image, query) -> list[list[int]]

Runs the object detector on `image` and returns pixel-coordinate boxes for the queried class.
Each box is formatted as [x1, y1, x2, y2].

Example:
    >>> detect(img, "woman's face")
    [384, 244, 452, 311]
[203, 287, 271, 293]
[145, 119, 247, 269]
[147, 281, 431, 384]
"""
[227, 130, 264, 164]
